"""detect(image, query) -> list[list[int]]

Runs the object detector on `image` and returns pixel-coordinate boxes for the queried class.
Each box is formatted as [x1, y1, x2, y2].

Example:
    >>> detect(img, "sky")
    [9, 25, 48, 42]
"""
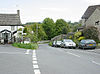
[0, 0, 100, 24]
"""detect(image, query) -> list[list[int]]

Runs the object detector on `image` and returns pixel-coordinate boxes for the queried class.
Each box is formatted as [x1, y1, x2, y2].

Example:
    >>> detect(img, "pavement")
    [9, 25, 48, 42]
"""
[0, 44, 100, 74]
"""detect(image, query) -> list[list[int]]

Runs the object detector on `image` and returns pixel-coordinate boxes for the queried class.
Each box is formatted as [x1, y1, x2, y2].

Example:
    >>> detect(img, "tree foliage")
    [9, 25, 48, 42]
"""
[55, 19, 70, 36]
[23, 23, 47, 42]
[83, 26, 99, 42]
[31, 23, 47, 40]
[42, 18, 55, 40]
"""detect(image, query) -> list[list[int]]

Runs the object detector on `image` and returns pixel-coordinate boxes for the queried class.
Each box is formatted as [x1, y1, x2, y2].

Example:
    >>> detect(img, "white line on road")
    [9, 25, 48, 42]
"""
[67, 52, 81, 57]
[33, 61, 38, 64]
[34, 69, 41, 74]
[32, 50, 41, 74]
[33, 57, 37, 61]
[33, 50, 36, 53]
[25, 50, 30, 55]
[33, 55, 36, 58]
[92, 60, 100, 66]
[33, 65, 39, 68]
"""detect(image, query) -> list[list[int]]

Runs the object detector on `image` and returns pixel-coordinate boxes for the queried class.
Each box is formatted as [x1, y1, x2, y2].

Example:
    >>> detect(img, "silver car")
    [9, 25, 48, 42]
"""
[55, 41, 62, 47]
[61, 39, 76, 48]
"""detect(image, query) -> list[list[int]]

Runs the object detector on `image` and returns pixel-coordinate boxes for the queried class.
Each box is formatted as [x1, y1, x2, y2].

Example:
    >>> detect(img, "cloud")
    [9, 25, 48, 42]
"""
[85, 0, 100, 5]
[40, 8, 68, 12]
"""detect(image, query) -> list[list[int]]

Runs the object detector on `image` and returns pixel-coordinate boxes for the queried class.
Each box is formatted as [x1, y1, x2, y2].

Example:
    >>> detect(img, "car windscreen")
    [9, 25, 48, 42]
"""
[81, 40, 95, 43]
[57, 41, 62, 43]
[64, 40, 73, 42]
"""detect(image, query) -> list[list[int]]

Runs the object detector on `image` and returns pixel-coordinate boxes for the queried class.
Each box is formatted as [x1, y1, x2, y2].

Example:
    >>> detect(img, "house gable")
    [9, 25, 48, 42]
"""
[86, 8, 100, 27]
[82, 5, 100, 20]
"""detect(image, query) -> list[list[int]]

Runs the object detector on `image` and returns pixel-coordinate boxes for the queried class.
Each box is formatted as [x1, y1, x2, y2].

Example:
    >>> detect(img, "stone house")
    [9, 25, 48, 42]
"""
[81, 5, 100, 39]
[0, 10, 24, 44]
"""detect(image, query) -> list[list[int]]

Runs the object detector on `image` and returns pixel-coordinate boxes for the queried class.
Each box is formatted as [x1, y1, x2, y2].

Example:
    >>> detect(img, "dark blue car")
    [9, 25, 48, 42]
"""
[78, 39, 96, 49]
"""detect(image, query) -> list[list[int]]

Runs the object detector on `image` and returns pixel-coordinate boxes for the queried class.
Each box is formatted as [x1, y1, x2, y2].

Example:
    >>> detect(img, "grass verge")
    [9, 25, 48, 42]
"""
[12, 43, 38, 50]
[48, 41, 52, 46]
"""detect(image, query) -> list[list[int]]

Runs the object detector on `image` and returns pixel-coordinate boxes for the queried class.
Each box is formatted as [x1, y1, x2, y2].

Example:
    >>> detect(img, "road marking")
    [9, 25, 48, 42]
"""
[33, 65, 39, 68]
[32, 50, 41, 74]
[25, 50, 30, 55]
[33, 55, 36, 58]
[92, 60, 100, 66]
[33, 60, 37, 64]
[67, 52, 80, 57]
[33, 57, 37, 60]
[34, 69, 41, 74]
[33, 50, 36, 53]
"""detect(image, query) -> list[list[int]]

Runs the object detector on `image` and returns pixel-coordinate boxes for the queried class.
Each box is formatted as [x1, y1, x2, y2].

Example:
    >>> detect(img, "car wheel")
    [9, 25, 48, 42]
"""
[92, 47, 95, 49]
[73, 47, 76, 49]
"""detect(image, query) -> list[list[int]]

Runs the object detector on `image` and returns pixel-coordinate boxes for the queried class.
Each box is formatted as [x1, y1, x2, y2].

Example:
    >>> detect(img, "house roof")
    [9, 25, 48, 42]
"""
[82, 5, 100, 19]
[0, 10, 22, 26]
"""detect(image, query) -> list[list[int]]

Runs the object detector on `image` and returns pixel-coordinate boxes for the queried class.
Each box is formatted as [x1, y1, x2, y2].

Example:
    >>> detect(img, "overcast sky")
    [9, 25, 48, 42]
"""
[0, 0, 100, 24]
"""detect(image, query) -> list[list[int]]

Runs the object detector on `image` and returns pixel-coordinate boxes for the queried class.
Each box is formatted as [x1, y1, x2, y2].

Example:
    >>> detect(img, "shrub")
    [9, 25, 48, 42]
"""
[83, 26, 99, 43]
[12, 43, 38, 49]
[78, 36, 85, 41]
[73, 31, 83, 46]
[48, 41, 53, 46]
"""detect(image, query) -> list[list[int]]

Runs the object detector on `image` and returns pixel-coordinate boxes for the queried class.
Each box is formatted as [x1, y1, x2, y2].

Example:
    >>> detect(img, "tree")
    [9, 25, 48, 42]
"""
[83, 26, 99, 42]
[31, 23, 47, 40]
[73, 24, 82, 32]
[23, 23, 47, 43]
[42, 18, 55, 40]
[55, 19, 70, 36]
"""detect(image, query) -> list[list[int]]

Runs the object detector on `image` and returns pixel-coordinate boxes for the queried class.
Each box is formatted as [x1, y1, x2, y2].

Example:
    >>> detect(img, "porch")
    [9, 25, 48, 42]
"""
[0, 29, 16, 44]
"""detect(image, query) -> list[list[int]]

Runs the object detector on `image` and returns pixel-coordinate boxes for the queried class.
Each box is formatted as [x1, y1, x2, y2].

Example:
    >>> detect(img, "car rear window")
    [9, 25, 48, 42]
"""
[81, 40, 95, 43]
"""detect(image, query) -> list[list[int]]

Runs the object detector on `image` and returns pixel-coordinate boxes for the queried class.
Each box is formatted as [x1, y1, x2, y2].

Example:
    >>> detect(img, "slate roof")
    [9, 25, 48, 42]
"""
[0, 10, 22, 26]
[82, 5, 100, 19]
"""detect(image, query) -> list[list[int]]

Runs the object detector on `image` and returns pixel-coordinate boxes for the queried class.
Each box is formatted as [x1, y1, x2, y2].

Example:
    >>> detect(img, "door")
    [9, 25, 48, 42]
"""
[4, 33, 8, 44]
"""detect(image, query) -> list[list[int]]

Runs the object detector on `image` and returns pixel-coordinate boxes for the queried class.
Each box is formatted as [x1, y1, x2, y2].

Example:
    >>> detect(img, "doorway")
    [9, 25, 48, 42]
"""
[4, 32, 8, 44]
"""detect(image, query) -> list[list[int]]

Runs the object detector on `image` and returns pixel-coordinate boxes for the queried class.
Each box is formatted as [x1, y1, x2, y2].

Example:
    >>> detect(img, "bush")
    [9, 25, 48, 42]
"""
[83, 26, 99, 43]
[78, 36, 85, 41]
[12, 43, 38, 49]
[73, 31, 83, 46]
[48, 41, 53, 46]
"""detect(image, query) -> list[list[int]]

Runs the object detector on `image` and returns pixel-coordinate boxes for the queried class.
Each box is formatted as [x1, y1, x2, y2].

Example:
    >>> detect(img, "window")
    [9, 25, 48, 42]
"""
[95, 21, 99, 25]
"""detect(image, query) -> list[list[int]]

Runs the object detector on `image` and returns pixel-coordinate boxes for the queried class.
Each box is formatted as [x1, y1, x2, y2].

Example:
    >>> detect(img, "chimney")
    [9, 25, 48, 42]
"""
[17, 10, 20, 16]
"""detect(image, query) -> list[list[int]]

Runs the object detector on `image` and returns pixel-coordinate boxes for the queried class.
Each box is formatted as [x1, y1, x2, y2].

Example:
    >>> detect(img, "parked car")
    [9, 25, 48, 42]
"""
[52, 41, 56, 47]
[78, 39, 96, 49]
[55, 41, 62, 47]
[61, 39, 76, 48]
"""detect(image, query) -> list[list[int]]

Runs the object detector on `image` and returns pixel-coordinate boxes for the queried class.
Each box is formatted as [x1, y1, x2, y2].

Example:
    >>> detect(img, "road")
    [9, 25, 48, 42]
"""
[0, 44, 100, 74]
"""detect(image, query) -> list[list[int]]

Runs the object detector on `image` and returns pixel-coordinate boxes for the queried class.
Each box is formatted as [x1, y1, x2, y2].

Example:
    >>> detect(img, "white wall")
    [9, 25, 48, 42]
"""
[0, 26, 11, 31]
[0, 26, 24, 37]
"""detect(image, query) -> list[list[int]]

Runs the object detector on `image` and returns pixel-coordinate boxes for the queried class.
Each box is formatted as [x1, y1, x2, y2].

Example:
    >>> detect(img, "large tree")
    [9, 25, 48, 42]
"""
[42, 18, 55, 40]
[55, 19, 70, 36]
